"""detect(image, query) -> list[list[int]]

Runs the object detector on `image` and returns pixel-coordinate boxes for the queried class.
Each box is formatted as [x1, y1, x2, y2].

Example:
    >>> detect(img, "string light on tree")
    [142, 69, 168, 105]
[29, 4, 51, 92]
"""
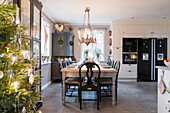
[12, 56, 17, 64]
[14, 82, 18, 92]
[22, 50, 26, 58]
[0, 2, 42, 112]
[22, 107, 26, 113]
[28, 69, 32, 76]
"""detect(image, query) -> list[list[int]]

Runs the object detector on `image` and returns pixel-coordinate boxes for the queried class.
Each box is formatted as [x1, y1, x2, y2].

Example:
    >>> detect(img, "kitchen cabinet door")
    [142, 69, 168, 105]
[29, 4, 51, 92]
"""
[65, 35, 73, 56]
[150, 25, 167, 34]
[139, 26, 151, 34]
[52, 34, 66, 56]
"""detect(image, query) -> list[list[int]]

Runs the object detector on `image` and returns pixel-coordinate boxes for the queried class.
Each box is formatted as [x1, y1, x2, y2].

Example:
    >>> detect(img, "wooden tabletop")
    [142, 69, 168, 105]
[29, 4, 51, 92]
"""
[61, 63, 117, 72]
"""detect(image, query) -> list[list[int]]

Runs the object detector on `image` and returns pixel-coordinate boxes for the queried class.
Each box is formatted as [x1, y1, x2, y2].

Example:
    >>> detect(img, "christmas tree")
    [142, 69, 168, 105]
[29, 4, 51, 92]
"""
[0, 1, 42, 112]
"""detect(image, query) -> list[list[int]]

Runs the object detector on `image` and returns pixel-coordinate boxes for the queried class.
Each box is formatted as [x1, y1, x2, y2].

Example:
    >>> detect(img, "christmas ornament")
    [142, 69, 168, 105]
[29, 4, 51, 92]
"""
[29, 73, 34, 85]
[22, 107, 26, 113]
[0, 71, 3, 79]
[109, 38, 112, 46]
[5, 46, 11, 53]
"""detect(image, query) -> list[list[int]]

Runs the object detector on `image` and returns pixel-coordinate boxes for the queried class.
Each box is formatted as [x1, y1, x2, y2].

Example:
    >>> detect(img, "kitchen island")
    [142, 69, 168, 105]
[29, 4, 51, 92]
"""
[156, 66, 170, 113]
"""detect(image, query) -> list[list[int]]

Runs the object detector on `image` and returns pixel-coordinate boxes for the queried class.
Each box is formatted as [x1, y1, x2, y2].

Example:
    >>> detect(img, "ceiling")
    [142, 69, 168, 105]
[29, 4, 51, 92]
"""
[41, 0, 170, 24]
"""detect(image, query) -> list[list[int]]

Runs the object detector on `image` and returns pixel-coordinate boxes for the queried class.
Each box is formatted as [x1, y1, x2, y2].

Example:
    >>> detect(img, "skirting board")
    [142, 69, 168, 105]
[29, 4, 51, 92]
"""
[118, 78, 137, 82]
[42, 81, 51, 90]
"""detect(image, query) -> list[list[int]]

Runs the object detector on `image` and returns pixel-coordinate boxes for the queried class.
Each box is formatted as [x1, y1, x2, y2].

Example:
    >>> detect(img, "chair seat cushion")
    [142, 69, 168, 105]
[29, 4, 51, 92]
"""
[100, 78, 113, 85]
[81, 82, 97, 86]
[65, 77, 79, 85]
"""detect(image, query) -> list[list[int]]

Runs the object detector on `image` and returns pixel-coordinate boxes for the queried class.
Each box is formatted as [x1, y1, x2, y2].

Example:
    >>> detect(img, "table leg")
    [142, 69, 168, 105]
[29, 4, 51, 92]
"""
[62, 72, 66, 105]
[112, 76, 116, 106]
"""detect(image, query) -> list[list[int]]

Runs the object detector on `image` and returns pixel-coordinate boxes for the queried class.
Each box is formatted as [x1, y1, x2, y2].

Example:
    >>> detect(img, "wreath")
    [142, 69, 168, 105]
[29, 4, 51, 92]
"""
[58, 39, 64, 44]
[70, 41, 73, 46]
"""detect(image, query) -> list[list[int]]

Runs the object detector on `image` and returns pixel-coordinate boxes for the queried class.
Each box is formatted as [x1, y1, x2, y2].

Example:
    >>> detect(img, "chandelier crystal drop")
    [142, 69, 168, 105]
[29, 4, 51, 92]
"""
[78, 7, 96, 46]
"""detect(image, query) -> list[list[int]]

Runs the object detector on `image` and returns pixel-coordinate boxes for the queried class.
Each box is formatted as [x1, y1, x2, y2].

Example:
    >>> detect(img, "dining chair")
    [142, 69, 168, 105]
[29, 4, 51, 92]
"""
[62, 60, 68, 68]
[100, 61, 120, 101]
[79, 62, 101, 110]
[62, 60, 79, 97]
[66, 60, 71, 66]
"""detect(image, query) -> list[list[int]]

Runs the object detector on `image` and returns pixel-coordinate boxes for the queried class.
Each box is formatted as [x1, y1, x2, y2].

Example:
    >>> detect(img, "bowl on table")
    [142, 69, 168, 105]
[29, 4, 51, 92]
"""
[164, 58, 170, 67]
[164, 61, 170, 67]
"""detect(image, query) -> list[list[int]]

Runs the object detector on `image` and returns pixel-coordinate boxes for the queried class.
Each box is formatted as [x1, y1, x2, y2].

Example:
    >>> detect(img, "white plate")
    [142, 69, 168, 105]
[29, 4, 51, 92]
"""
[100, 63, 107, 66]
[102, 66, 112, 68]
[67, 66, 75, 68]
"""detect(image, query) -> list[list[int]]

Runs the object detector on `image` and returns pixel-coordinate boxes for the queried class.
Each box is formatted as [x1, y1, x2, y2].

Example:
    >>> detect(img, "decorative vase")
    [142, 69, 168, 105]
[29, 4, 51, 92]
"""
[109, 38, 112, 46]
[109, 30, 112, 36]
[97, 53, 100, 61]
[109, 49, 112, 55]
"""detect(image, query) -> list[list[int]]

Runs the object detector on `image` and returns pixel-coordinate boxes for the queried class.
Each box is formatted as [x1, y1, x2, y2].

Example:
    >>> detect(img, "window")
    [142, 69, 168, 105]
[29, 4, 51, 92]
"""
[41, 17, 50, 63]
[81, 29, 105, 60]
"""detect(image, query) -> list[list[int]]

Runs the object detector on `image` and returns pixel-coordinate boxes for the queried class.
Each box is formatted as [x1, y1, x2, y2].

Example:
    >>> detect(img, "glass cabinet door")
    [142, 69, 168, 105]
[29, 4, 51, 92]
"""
[33, 6, 40, 39]
[33, 40, 41, 92]
[33, 41, 40, 69]
[21, 0, 30, 36]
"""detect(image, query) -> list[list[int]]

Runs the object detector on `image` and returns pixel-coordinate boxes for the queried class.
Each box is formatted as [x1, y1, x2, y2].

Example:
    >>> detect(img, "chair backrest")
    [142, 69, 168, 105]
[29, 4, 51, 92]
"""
[59, 61, 63, 69]
[66, 60, 70, 66]
[114, 61, 120, 81]
[111, 60, 114, 68]
[62, 61, 67, 68]
[79, 62, 101, 90]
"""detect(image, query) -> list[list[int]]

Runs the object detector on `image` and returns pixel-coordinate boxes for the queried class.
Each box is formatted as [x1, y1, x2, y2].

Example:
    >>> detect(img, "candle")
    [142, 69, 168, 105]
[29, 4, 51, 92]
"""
[95, 30, 97, 38]
[78, 30, 81, 38]
[14, 82, 18, 92]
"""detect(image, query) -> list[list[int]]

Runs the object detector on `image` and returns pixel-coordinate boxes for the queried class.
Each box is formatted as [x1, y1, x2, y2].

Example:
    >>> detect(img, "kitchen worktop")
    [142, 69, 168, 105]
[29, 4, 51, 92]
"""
[156, 66, 170, 70]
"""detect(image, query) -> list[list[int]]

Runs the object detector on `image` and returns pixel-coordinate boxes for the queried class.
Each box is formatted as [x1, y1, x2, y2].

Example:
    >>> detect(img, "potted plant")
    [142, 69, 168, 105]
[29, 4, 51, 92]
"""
[94, 48, 103, 61]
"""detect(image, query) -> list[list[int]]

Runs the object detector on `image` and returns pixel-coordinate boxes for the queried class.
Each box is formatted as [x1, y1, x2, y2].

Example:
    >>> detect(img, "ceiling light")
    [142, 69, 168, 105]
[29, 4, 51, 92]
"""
[78, 7, 96, 46]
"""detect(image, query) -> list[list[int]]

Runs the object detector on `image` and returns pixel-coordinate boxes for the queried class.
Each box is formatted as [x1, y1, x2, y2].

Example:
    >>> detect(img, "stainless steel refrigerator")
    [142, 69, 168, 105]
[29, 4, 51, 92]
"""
[137, 38, 167, 81]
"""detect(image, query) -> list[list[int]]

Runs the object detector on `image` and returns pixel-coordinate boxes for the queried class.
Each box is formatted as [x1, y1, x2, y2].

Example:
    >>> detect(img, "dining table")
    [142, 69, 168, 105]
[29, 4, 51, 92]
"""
[61, 62, 118, 106]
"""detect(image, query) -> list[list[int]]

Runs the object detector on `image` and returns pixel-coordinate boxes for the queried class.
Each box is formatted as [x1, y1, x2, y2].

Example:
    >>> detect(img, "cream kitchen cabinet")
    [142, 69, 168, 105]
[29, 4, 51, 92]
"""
[150, 25, 167, 34]
[120, 64, 137, 78]
[139, 25, 151, 34]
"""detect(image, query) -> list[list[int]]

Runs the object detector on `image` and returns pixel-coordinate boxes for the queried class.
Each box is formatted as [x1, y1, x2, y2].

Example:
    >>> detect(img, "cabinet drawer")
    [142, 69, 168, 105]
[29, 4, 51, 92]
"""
[122, 64, 137, 70]
[121, 70, 137, 78]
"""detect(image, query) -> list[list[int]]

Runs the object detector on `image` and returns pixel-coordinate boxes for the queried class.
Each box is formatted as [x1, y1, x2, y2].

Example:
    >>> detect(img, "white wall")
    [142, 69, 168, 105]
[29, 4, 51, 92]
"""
[41, 13, 55, 89]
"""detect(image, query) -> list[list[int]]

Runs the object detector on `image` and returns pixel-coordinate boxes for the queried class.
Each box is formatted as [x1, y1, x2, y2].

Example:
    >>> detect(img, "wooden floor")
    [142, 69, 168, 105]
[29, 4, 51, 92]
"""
[40, 82, 157, 113]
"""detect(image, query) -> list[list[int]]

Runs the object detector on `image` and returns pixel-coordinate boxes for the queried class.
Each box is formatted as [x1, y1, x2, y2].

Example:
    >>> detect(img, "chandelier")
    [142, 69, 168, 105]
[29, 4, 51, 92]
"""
[78, 7, 96, 46]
